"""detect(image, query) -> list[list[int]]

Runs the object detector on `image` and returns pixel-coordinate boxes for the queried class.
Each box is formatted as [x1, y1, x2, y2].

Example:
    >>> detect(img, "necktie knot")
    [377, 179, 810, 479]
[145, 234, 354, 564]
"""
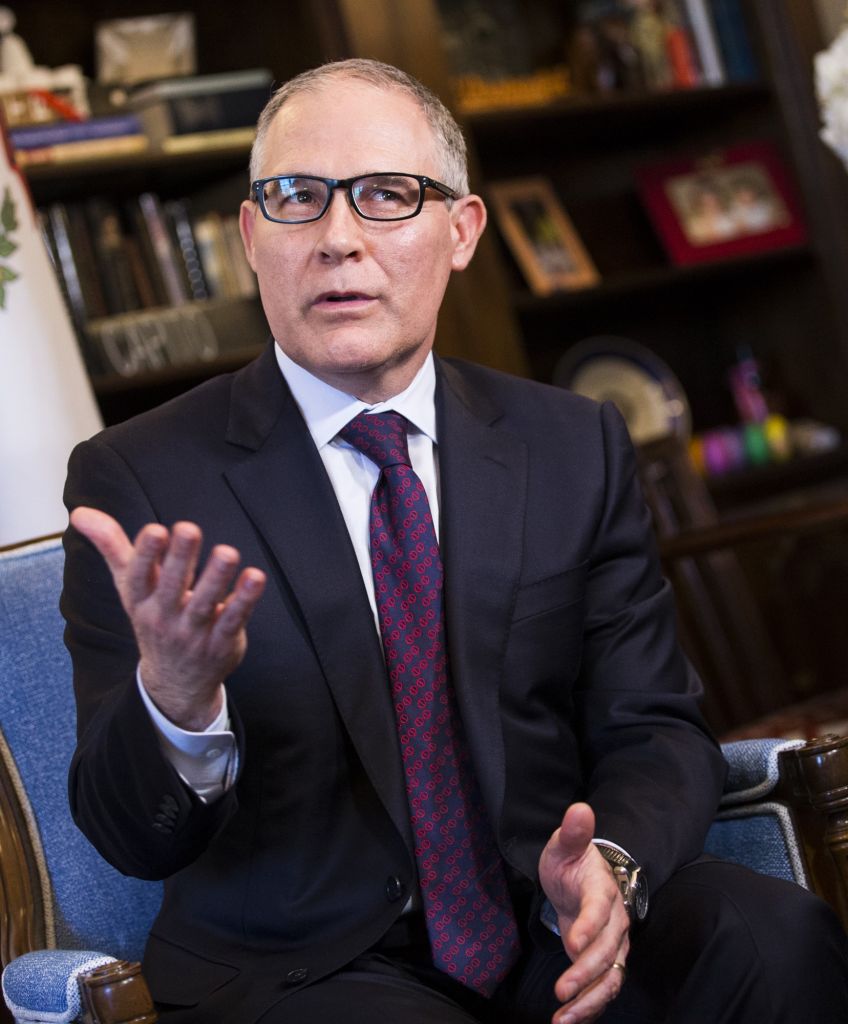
[339, 411, 411, 470]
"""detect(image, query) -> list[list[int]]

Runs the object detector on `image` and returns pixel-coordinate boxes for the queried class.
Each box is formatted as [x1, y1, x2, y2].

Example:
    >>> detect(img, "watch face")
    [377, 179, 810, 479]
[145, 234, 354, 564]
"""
[553, 336, 691, 445]
[632, 877, 649, 922]
[593, 840, 649, 922]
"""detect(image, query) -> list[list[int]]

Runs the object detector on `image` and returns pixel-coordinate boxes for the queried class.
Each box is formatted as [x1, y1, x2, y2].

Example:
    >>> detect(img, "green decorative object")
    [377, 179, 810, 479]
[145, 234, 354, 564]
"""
[0, 186, 19, 310]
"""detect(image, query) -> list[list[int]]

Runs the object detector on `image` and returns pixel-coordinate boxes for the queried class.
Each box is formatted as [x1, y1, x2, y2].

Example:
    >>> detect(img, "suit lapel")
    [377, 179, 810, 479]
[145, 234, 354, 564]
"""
[436, 360, 528, 826]
[221, 345, 411, 844]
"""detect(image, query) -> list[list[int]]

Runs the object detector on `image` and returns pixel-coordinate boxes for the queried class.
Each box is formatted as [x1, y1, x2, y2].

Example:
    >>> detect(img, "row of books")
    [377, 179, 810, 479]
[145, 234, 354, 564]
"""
[39, 193, 257, 341]
[10, 69, 270, 166]
[570, 0, 758, 97]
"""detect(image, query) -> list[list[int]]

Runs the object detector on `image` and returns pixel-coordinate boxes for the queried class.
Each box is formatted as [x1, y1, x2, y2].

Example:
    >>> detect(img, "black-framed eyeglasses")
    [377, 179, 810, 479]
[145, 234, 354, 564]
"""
[249, 172, 458, 224]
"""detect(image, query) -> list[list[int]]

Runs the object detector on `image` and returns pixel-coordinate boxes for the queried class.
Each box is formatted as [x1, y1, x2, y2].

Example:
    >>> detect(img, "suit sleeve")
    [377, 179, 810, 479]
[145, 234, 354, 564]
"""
[575, 402, 727, 893]
[62, 436, 241, 880]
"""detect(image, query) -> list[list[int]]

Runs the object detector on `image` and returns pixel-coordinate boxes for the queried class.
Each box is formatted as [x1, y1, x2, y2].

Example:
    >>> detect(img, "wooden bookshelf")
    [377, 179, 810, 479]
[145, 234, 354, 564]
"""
[14, 0, 848, 447]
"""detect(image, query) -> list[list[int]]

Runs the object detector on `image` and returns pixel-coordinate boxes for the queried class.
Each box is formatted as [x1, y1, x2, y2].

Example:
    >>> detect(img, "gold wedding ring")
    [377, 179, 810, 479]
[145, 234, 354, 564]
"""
[611, 961, 627, 980]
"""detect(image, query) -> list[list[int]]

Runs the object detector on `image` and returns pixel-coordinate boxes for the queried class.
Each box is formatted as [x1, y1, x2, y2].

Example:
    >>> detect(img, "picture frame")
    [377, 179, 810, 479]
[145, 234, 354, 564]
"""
[635, 142, 808, 266]
[488, 177, 599, 295]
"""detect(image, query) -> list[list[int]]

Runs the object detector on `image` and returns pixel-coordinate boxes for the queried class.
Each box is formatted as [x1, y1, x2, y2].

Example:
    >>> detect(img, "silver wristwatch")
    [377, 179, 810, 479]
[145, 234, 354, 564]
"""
[593, 839, 649, 922]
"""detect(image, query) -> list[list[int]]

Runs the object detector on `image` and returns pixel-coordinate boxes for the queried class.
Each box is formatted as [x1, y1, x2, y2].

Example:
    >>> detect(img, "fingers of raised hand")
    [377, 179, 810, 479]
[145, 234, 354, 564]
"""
[182, 543, 241, 627]
[210, 568, 266, 643]
[150, 522, 203, 611]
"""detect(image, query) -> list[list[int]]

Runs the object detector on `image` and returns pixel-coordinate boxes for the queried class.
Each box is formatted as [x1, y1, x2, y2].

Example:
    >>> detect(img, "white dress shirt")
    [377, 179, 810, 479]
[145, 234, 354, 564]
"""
[139, 346, 441, 801]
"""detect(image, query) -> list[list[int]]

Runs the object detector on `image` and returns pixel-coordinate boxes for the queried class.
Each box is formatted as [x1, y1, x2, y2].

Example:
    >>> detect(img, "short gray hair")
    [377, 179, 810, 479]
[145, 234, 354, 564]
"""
[249, 58, 469, 196]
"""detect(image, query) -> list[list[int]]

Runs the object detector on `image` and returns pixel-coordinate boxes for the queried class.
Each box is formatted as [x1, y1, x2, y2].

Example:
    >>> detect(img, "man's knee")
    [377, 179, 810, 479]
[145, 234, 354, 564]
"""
[631, 858, 848, 1022]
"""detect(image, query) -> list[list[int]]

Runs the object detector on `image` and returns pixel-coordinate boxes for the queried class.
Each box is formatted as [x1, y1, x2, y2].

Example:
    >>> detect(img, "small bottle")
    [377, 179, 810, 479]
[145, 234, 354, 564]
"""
[728, 346, 769, 424]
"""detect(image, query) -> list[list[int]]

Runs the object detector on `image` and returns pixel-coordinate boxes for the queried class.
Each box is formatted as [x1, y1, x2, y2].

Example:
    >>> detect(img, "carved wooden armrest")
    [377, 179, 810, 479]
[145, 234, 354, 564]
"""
[778, 733, 848, 931]
[78, 960, 157, 1024]
[2, 952, 157, 1024]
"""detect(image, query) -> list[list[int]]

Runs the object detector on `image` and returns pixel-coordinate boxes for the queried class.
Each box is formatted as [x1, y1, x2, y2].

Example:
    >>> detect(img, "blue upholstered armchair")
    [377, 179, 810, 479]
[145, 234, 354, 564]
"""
[0, 535, 845, 1023]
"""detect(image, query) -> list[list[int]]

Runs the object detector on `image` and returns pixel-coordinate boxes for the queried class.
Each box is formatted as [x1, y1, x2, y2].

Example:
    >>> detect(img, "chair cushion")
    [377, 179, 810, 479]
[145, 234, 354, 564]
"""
[0, 539, 161, 961]
[2, 950, 115, 1023]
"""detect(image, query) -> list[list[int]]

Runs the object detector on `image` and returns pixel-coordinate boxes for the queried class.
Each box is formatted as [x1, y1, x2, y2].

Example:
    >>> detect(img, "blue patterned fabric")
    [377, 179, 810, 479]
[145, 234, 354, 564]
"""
[2, 951, 115, 1023]
[719, 738, 805, 806]
[707, 740, 810, 888]
[0, 539, 161, 961]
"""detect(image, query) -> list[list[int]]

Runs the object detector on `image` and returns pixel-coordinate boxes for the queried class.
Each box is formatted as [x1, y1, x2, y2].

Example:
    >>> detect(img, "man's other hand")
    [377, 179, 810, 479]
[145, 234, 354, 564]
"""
[538, 803, 630, 1024]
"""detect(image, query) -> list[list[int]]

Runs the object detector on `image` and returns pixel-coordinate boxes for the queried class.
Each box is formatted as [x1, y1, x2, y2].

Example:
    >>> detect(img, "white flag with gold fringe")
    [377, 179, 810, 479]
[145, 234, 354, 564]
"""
[0, 122, 102, 546]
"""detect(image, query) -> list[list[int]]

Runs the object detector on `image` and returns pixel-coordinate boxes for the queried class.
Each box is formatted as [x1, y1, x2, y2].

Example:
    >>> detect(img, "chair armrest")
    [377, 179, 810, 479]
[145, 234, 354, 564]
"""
[2, 951, 157, 1024]
[706, 735, 848, 934]
[705, 738, 810, 886]
[719, 738, 806, 805]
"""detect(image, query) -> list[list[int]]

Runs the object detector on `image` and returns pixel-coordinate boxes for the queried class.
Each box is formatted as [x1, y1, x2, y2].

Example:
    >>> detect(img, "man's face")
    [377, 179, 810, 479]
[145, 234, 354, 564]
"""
[240, 78, 485, 401]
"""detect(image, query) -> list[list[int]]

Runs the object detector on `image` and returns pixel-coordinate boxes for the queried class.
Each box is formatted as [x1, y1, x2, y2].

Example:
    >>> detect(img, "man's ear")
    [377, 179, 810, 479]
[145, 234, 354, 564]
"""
[450, 194, 487, 272]
[239, 199, 259, 272]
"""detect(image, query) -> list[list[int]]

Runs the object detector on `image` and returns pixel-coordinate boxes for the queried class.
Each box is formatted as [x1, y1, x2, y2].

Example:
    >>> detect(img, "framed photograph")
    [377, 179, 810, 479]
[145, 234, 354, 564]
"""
[488, 177, 599, 295]
[636, 142, 808, 266]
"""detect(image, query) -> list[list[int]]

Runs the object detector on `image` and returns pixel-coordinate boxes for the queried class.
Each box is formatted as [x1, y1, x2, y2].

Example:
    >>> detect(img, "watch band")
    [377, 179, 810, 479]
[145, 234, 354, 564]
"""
[593, 839, 649, 922]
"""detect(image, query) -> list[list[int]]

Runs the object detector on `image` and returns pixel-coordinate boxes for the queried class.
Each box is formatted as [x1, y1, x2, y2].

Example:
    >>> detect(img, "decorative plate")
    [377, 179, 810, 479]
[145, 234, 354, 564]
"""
[553, 336, 691, 444]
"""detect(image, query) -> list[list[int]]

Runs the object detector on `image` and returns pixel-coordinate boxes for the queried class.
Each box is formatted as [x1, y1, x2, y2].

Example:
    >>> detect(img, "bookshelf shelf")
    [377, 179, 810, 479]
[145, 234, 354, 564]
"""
[512, 243, 814, 316]
[441, 0, 848, 446]
[25, 142, 253, 206]
[92, 343, 265, 396]
[465, 80, 771, 137]
[24, 142, 253, 182]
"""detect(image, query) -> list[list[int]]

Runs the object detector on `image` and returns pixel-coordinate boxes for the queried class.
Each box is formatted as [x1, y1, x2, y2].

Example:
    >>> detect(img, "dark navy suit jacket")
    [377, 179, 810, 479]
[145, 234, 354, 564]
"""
[63, 342, 726, 1021]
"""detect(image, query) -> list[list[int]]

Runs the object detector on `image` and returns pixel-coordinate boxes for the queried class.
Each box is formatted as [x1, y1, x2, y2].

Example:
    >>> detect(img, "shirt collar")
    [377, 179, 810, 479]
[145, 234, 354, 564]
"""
[274, 344, 438, 449]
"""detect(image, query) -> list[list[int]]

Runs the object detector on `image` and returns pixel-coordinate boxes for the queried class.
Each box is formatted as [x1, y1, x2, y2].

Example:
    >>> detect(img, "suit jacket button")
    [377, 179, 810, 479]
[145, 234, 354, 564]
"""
[285, 968, 308, 985]
[385, 876, 404, 902]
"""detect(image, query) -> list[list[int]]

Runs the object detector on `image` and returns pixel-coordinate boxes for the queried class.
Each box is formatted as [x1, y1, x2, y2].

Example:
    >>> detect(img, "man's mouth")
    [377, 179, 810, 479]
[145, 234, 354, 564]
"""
[315, 291, 373, 304]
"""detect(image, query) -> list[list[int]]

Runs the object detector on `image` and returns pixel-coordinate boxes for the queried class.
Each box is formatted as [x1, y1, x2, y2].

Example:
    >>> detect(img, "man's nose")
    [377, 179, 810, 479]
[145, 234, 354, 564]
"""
[316, 188, 364, 257]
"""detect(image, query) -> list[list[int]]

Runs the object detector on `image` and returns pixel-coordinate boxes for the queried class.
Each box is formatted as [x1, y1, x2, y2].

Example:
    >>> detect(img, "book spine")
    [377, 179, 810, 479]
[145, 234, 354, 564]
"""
[137, 193, 191, 306]
[45, 204, 107, 375]
[14, 135, 148, 166]
[664, 2, 701, 88]
[165, 199, 210, 301]
[126, 201, 168, 308]
[85, 198, 142, 315]
[221, 215, 258, 299]
[708, 0, 758, 82]
[192, 213, 232, 299]
[159, 127, 255, 155]
[64, 202, 110, 321]
[681, 0, 725, 85]
[122, 236, 160, 309]
[10, 114, 142, 149]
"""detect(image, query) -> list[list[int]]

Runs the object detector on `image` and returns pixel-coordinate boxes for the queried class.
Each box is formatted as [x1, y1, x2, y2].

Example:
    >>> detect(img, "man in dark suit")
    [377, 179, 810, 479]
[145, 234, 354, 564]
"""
[63, 59, 848, 1024]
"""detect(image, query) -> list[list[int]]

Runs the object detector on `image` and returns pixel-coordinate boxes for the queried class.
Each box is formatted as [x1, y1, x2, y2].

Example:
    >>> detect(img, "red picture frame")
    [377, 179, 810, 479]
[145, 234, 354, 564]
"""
[636, 142, 808, 266]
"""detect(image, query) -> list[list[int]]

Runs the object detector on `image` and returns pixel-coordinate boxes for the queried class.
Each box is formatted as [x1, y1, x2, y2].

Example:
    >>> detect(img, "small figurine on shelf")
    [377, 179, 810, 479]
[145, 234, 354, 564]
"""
[627, 0, 673, 90]
[728, 345, 769, 423]
[566, 2, 644, 96]
[0, 6, 88, 127]
[0, 5, 32, 78]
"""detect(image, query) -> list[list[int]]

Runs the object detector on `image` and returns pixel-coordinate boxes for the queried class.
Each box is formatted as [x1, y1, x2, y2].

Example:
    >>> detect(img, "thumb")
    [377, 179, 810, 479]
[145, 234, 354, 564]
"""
[69, 506, 135, 574]
[553, 802, 597, 864]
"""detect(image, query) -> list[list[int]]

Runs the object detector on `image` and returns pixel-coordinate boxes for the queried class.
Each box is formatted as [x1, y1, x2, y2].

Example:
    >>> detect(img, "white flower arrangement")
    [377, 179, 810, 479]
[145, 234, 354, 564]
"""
[816, 23, 848, 169]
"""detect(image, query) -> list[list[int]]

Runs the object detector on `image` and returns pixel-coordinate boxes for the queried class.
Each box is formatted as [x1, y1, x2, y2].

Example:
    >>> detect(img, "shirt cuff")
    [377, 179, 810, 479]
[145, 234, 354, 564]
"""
[136, 669, 237, 803]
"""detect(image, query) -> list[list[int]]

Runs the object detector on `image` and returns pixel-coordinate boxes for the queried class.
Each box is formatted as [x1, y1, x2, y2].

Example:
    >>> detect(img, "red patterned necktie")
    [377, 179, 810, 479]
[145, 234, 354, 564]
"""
[339, 411, 521, 996]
